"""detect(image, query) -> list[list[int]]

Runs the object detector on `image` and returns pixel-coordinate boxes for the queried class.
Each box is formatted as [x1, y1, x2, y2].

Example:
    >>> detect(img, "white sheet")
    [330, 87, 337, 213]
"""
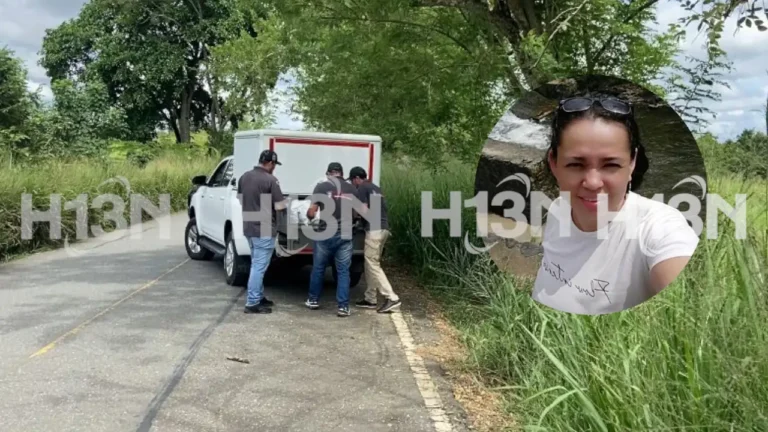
[288, 199, 312, 226]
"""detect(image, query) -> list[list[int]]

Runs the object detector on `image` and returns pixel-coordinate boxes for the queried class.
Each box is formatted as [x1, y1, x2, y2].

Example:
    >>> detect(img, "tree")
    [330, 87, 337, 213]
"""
[253, 0, 692, 165]
[0, 47, 41, 164]
[409, 0, 766, 86]
[258, 0, 513, 166]
[260, 0, 766, 159]
[205, 2, 286, 138]
[664, 55, 733, 134]
[45, 76, 132, 157]
[39, 0, 278, 143]
[0, 47, 34, 130]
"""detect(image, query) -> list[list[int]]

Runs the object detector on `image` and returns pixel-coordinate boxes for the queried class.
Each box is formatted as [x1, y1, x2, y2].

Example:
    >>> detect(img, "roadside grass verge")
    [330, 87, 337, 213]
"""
[0, 152, 218, 261]
[382, 161, 768, 431]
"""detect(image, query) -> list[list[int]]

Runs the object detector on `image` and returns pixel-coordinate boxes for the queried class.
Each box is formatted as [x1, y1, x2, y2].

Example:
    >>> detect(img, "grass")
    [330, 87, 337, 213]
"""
[0, 151, 217, 261]
[381, 160, 768, 431]
[3, 148, 767, 430]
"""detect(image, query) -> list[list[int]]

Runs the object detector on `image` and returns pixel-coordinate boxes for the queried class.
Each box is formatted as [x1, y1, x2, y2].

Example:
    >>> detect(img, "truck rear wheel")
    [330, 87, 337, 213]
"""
[225, 232, 250, 287]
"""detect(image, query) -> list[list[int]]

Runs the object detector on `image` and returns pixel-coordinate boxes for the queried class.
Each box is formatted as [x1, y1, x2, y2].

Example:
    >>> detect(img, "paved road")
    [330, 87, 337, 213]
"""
[0, 213, 461, 432]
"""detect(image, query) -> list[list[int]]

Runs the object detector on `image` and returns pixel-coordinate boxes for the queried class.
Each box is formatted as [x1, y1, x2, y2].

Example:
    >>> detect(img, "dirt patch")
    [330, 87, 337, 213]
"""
[383, 259, 519, 432]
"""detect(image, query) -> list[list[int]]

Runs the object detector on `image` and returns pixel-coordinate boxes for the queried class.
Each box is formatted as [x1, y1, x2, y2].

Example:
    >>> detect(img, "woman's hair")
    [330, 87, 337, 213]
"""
[547, 97, 649, 192]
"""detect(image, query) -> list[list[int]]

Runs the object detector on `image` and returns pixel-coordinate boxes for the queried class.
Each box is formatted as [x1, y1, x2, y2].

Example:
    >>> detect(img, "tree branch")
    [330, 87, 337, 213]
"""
[316, 15, 475, 55]
[590, 0, 660, 72]
[531, 0, 590, 70]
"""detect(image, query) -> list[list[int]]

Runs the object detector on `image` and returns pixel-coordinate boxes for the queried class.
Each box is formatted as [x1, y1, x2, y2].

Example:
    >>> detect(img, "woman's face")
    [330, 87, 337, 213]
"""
[548, 117, 635, 231]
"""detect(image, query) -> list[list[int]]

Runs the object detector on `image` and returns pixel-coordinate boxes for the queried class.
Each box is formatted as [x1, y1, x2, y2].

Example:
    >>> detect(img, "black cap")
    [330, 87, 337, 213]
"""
[259, 150, 281, 165]
[326, 162, 343, 174]
[348, 166, 367, 180]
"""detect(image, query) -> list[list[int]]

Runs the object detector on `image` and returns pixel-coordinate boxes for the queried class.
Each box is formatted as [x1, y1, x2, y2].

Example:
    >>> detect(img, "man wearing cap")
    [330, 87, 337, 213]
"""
[305, 162, 359, 317]
[347, 166, 401, 313]
[237, 149, 290, 314]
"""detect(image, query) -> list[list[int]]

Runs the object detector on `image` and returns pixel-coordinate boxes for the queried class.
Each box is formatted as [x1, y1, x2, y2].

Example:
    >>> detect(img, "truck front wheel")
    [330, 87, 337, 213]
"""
[224, 232, 250, 287]
[185, 218, 214, 261]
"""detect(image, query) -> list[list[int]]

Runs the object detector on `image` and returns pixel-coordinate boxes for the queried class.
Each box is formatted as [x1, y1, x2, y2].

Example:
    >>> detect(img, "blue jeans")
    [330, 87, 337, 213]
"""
[246, 236, 275, 306]
[308, 232, 353, 308]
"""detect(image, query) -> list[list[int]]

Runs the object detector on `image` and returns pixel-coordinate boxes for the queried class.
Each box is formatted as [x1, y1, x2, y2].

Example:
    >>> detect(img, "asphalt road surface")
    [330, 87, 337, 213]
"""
[0, 213, 465, 432]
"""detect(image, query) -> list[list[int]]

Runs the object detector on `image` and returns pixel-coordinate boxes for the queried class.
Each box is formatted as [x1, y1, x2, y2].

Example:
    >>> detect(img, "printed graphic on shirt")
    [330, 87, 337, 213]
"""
[540, 259, 613, 304]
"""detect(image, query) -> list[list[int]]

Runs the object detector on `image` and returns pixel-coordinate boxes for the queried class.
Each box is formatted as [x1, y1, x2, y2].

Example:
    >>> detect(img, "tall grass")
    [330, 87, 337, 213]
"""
[382, 161, 768, 431]
[0, 151, 217, 261]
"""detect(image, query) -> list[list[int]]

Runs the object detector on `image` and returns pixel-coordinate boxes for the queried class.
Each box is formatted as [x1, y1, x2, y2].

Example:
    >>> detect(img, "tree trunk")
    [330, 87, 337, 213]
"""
[163, 109, 182, 143]
[179, 85, 192, 143]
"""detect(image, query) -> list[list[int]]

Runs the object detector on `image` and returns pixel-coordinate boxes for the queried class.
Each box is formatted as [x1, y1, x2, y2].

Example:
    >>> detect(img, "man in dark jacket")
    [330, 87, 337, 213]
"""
[237, 150, 289, 314]
[347, 166, 401, 313]
[305, 162, 359, 317]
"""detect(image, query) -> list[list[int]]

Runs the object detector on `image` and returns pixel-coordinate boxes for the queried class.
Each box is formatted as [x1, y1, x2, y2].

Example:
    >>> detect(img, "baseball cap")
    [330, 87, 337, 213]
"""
[348, 166, 367, 180]
[326, 162, 343, 173]
[259, 150, 281, 165]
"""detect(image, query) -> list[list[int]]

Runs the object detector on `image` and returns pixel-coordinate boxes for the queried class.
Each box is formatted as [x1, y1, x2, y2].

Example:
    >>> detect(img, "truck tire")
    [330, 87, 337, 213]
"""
[333, 265, 364, 288]
[185, 218, 214, 260]
[224, 232, 250, 287]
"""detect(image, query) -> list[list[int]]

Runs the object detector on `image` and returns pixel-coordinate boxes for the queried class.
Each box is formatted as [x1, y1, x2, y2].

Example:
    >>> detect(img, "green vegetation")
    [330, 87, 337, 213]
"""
[2, 131, 765, 430]
[0, 150, 217, 261]
[3, 0, 768, 429]
[381, 153, 768, 431]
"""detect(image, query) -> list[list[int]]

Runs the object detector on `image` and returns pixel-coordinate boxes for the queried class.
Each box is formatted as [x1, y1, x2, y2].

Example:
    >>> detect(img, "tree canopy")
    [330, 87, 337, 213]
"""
[0, 0, 763, 163]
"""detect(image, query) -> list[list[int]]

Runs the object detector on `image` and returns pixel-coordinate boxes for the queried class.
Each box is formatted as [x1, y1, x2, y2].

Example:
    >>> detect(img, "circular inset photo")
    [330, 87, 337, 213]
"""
[474, 74, 706, 315]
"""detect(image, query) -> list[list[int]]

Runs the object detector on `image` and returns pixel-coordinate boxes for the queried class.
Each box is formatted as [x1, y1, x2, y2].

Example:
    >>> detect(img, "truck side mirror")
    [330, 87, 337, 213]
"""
[230, 178, 236, 186]
[192, 175, 207, 185]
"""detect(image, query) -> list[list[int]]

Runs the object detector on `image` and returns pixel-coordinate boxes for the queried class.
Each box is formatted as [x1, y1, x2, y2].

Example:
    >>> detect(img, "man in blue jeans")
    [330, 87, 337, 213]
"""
[305, 162, 359, 317]
[237, 150, 289, 314]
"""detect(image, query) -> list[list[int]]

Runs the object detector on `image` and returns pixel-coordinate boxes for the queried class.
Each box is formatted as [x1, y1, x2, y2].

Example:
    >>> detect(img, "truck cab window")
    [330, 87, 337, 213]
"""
[208, 160, 231, 187]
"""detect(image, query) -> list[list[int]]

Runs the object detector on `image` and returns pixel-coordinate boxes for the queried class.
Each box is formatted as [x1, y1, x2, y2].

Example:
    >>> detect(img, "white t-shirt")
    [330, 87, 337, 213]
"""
[530, 191, 699, 315]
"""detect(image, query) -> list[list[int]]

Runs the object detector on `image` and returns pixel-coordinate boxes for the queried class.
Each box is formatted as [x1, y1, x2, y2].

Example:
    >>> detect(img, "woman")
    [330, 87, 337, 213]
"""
[530, 96, 700, 315]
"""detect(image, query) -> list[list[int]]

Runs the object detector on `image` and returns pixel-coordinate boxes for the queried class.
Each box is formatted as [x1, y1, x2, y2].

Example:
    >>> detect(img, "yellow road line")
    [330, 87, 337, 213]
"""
[29, 258, 191, 359]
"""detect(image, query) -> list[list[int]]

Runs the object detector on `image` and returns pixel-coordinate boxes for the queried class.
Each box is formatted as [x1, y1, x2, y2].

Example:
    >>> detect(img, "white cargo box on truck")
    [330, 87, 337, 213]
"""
[184, 128, 383, 288]
[232, 129, 382, 196]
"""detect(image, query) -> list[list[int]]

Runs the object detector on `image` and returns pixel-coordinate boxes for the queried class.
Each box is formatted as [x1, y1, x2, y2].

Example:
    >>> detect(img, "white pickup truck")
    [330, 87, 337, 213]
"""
[184, 129, 383, 288]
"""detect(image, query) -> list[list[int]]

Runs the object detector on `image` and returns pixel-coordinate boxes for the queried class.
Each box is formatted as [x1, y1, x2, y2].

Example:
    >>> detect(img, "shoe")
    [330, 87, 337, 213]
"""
[305, 299, 320, 310]
[377, 299, 401, 313]
[244, 304, 272, 314]
[337, 306, 351, 317]
[260, 297, 274, 307]
[355, 300, 377, 309]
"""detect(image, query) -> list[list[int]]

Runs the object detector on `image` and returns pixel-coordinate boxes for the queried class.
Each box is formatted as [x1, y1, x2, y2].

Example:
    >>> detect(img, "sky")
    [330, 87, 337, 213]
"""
[1, 0, 766, 140]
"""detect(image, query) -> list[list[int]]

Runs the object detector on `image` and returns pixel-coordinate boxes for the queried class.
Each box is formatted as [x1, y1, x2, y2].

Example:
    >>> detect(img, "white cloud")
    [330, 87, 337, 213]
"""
[1, 0, 88, 101]
[26, 79, 53, 101]
[651, 0, 768, 140]
[264, 69, 305, 130]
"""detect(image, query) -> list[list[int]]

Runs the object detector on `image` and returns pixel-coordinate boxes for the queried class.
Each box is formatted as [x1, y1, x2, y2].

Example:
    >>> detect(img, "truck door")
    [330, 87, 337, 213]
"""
[199, 159, 231, 242]
[207, 160, 235, 245]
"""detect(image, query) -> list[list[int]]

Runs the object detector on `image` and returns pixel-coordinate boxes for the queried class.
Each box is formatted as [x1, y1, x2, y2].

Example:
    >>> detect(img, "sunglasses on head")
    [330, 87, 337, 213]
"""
[558, 97, 632, 115]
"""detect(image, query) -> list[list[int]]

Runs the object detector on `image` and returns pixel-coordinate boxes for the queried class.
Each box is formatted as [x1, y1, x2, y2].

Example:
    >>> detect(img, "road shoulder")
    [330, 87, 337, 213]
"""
[384, 259, 518, 432]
